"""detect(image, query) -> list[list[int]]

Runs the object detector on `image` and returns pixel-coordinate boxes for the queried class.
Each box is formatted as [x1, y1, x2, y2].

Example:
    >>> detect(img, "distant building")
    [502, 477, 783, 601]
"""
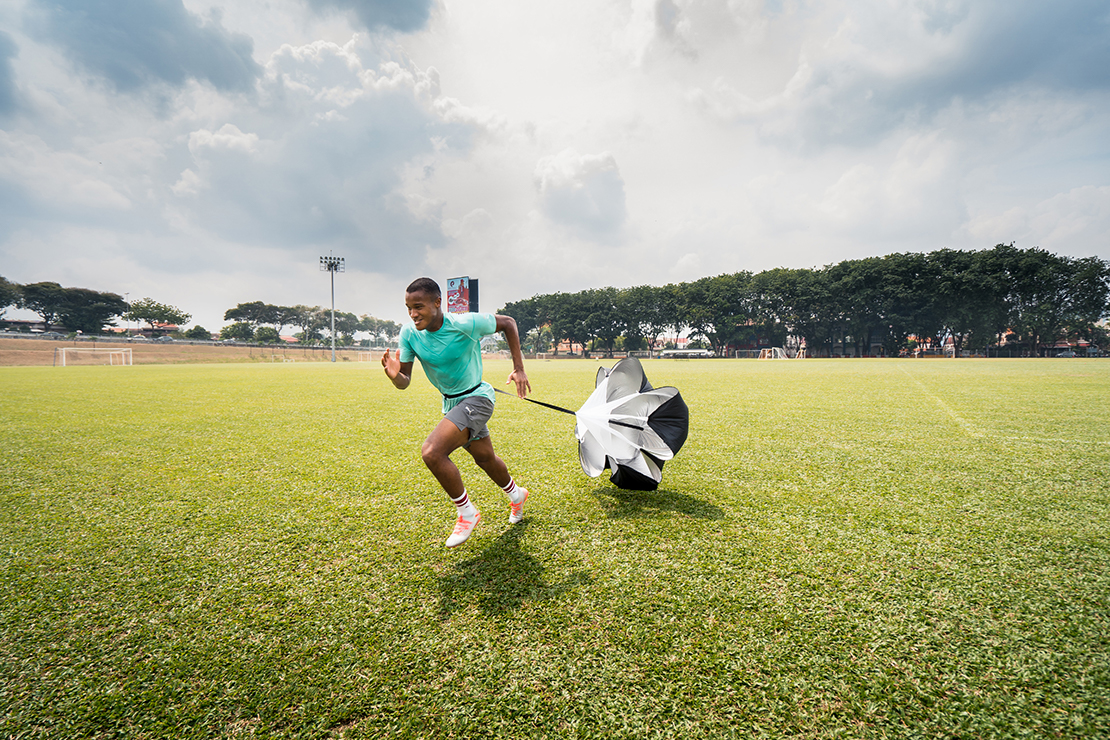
[1, 319, 56, 333]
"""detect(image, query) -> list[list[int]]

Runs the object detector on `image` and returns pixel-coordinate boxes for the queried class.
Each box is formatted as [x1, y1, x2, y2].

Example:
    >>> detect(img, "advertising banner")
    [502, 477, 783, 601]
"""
[446, 277, 470, 314]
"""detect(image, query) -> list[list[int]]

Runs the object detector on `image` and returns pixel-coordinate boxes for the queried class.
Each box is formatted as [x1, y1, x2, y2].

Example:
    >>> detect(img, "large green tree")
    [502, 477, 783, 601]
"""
[581, 287, 622, 356]
[616, 285, 665, 352]
[125, 298, 191, 333]
[58, 288, 128, 334]
[359, 315, 401, 345]
[184, 325, 213, 340]
[290, 305, 327, 344]
[270, 306, 301, 337]
[550, 292, 592, 355]
[996, 246, 1110, 355]
[220, 322, 255, 341]
[751, 267, 833, 352]
[17, 282, 128, 334]
[0, 276, 19, 318]
[224, 302, 301, 336]
[331, 311, 361, 344]
[1063, 256, 1110, 343]
[223, 301, 270, 327]
[925, 249, 1004, 353]
[254, 326, 281, 344]
[679, 273, 753, 355]
[18, 281, 68, 328]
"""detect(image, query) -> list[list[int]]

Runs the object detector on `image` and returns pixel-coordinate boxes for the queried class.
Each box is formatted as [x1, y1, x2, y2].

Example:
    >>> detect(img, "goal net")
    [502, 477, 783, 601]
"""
[357, 351, 378, 362]
[758, 347, 790, 360]
[55, 347, 133, 366]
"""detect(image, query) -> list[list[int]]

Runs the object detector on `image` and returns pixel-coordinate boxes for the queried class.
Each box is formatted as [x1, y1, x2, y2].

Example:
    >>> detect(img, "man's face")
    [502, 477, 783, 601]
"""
[405, 290, 441, 331]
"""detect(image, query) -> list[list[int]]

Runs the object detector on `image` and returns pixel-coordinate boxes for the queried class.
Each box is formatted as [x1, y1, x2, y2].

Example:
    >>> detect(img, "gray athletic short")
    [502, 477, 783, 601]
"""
[444, 395, 495, 444]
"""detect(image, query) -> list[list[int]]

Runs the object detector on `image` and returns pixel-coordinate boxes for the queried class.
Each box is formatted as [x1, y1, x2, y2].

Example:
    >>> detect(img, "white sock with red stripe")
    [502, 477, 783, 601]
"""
[450, 490, 478, 519]
[501, 477, 524, 505]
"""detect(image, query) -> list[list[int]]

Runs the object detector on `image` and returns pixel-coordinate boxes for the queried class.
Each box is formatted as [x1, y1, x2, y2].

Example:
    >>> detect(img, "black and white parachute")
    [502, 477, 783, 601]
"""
[573, 357, 689, 491]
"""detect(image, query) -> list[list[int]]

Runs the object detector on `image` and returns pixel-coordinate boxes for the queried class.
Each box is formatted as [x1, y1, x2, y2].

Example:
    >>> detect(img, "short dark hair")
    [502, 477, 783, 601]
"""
[406, 277, 440, 298]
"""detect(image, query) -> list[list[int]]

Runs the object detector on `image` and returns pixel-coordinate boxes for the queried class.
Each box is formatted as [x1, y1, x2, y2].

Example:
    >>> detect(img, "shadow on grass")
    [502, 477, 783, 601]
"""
[591, 486, 725, 520]
[437, 522, 591, 618]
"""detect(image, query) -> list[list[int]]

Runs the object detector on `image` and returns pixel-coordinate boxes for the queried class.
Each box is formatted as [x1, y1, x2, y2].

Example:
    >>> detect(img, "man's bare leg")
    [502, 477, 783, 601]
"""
[466, 434, 529, 523]
[421, 417, 471, 498]
[421, 418, 481, 546]
[463, 434, 510, 488]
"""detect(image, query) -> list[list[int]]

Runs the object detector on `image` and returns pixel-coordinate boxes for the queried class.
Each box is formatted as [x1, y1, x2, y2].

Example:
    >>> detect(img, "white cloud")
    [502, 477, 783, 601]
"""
[967, 186, 1110, 256]
[0, 30, 18, 116]
[816, 132, 966, 237]
[1, 0, 1108, 331]
[26, 0, 261, 93]
[534, 149, 628, 239]
[170, 168, 203, 197]
[188, 123, 261, 155]
[0, 130, 132, 213]
[162, 39, 477, 275]
[441, 208, 495, 240]
[671, 252, 703, 280]
[304, 0, 435, 34]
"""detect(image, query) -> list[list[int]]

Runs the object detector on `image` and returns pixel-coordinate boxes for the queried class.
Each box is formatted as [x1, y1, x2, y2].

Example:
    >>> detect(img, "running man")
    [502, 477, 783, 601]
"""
[381, 277, 531, 547]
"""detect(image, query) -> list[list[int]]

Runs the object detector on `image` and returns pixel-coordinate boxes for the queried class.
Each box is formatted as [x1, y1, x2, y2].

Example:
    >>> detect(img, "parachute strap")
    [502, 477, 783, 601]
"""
[493, 387, 576, 416]
[494, 389, 645, 430]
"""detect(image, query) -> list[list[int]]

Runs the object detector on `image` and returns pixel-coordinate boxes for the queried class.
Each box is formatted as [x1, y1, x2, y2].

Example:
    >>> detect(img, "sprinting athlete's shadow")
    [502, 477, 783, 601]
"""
[437, 522, 590, 618]
[591, 487, 725, 520]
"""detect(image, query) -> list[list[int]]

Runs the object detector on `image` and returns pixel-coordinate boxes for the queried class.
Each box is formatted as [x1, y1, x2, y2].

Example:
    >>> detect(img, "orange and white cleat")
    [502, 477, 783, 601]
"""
[508, 489, 529, 524]
[446, 510, 481, 547]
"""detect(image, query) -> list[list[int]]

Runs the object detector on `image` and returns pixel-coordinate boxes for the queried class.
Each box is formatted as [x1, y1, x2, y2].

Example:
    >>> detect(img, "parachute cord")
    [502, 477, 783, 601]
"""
[493, 387, 577, 416]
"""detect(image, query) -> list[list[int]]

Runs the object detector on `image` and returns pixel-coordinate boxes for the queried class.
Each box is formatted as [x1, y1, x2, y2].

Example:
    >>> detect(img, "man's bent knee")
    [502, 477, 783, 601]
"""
[420, 441, 441, 468]
[422, 421, 469, 468]
[421, 436, 455, 468]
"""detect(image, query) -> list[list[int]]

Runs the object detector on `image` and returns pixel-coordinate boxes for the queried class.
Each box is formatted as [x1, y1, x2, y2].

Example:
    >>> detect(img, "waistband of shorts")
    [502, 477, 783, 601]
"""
[443, 382, 483, 400]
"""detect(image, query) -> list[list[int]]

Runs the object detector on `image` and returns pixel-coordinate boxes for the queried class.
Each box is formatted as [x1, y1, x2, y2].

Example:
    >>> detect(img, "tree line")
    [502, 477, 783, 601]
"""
[497, 245, 1110, 357]
[0, 279, 191, 335]
[220, 301, 401, 346]
[0, 279, 400, 345]
[7, 244, 1108, 354]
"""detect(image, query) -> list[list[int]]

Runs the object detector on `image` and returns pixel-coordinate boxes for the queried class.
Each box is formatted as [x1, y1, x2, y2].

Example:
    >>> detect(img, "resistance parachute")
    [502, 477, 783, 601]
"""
[573, 357, 689, 491]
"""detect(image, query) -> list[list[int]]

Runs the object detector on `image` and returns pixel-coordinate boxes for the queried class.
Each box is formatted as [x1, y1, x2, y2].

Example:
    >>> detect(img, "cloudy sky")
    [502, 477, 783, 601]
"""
[1, 0, 1108, 329]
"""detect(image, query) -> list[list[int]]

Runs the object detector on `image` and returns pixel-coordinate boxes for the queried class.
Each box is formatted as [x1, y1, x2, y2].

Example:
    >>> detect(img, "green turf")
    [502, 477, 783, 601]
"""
[2, 359, 1108, 738]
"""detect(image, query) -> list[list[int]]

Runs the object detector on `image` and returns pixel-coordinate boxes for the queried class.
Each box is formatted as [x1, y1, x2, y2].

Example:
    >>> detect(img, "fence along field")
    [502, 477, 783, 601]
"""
[1, 358, 1107, 738]
[0, 336, 375, 366]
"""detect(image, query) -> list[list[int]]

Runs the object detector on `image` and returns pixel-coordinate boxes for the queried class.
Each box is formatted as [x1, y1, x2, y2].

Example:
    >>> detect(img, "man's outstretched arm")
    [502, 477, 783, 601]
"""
[381, 348, 413, 390]
[495, 314, 531, 398]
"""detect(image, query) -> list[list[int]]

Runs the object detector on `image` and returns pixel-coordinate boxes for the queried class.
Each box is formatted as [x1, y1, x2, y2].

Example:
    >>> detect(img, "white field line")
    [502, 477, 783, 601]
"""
[896, 365, 1110, 447]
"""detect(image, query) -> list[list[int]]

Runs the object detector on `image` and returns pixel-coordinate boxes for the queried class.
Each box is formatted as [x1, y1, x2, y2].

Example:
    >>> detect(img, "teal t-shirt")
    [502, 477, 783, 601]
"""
[398, 312, 498, 412]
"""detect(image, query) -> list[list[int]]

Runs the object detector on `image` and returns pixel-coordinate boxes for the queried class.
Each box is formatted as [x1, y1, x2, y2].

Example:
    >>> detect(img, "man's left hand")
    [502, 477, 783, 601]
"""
[506, 369, 531, 399]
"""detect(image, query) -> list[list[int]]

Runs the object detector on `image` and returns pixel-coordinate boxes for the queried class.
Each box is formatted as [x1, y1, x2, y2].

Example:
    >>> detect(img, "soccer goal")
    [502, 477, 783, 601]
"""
[357, 351, 378, 362]
[54, 347, 133, 367]
[758, 347, 790, 360]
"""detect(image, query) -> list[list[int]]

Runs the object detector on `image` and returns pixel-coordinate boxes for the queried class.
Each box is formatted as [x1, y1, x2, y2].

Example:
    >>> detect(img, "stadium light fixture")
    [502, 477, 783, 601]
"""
[319, 254, 345, 362]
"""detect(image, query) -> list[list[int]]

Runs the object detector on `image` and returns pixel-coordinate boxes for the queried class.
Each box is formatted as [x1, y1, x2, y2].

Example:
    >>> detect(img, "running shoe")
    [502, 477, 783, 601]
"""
[446, 510, 481, 547]
[508, 489, 529, 524]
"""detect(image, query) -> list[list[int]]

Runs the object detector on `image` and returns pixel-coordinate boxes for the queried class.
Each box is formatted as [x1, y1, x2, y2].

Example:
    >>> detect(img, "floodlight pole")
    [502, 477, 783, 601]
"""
[319, 254, 345, 362]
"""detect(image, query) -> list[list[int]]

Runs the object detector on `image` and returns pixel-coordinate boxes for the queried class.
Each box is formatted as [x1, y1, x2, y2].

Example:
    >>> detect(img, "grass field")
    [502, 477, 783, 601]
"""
[2, 358, 1108, 738]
